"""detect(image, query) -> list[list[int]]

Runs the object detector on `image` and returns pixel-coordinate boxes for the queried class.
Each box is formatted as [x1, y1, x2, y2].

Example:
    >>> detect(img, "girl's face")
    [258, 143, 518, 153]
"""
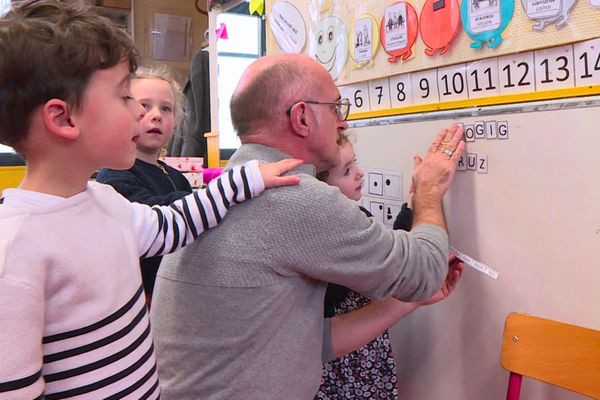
[132, 77, 175, 158]
[326, 141, 364, 201]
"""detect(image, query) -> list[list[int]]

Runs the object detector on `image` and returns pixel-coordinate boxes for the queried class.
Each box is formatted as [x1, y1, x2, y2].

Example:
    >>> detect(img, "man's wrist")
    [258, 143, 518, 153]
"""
[412, 193, 446, 230]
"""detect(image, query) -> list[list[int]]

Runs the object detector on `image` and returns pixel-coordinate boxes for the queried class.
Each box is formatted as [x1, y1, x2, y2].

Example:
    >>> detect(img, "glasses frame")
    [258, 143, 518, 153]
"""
[285, 98, 351, 121]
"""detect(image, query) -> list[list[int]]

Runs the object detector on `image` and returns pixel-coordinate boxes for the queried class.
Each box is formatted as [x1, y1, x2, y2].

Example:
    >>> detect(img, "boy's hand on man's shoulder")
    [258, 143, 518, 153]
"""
[259, 159, 303, 188]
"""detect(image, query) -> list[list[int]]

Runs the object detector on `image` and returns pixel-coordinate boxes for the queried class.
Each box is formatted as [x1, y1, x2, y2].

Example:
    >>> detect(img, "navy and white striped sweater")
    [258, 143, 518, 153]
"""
[0, 161, 263, 399]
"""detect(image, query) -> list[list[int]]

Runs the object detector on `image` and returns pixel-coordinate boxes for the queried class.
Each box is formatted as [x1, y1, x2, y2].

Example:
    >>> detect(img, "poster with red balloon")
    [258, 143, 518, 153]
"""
[266, 0, 600, 94]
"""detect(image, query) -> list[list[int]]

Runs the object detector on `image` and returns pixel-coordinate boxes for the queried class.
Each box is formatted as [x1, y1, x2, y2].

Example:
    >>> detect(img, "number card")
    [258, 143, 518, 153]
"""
[368, 77, 392, 111]
[498, 51, 535, 95]
[411, 68, 440, 105]
[438, 63, 469, 102]
[389, 73, 414, 108]
[467, 57, 500, 99]
[346, 81, 371, 113]
[574, 38, 600, 86]
[534, 44, 575, 91]
[338, 85, 353, 104]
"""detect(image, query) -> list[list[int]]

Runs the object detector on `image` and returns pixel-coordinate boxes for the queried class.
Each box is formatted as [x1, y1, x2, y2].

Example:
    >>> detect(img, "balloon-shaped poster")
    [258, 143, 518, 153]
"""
[380, 2, 419, 62]
[420, 0, 461, 56]
[349, 14, 380, 68]
[520, 0, 575, 31]
[269, 1, 307, 53]
[460, 0, 514, 48]
[310, 16, 348, 80]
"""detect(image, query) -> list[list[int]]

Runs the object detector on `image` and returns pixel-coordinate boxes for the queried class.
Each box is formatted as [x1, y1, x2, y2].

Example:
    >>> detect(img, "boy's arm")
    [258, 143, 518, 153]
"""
[0, 280, 45, 399]
[133, 159, 301, 258]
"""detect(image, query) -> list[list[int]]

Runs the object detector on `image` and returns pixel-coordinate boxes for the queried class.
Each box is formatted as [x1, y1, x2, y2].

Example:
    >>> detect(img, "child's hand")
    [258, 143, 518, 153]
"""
[259, 159, 303, 188]
[417, 254, 464, 306]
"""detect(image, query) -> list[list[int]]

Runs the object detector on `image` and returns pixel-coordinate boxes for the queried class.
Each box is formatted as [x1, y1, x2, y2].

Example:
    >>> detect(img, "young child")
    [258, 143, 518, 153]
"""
[316, 134, 463, 399]
[96, 65, 192, 306]
[0, 2, 300, 399]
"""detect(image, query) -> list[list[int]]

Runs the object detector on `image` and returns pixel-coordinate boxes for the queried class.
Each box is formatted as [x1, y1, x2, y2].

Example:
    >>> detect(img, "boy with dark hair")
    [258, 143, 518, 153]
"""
[0, 1, 299, 399]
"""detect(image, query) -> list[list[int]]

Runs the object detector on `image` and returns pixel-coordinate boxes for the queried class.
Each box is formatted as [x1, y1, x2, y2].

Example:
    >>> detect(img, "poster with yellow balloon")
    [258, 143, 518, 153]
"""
[266, 0, 600, 86]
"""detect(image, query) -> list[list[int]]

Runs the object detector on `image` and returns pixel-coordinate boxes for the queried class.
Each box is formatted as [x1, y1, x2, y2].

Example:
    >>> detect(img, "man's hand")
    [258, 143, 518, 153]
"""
[259, 159, 303, 188]
[418, 254, 464, 306]
[412, 124, 465, 199]
[411, 124, 465, 230]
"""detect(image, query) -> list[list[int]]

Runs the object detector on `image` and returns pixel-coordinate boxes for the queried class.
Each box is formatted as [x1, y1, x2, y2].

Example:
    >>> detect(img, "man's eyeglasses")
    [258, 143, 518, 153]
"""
[285, 98, 351, 121]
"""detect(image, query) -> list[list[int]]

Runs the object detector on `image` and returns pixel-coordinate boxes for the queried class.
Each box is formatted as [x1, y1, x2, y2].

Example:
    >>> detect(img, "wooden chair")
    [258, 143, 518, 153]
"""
[500, 313, 600, 399]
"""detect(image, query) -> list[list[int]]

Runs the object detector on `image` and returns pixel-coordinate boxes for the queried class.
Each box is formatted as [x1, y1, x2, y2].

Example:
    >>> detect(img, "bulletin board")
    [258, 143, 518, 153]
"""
[265, 0, 600, 84]
[265, 0, 600, 117]
[265, 4, 600, 398]
[351, 99, 600, 400]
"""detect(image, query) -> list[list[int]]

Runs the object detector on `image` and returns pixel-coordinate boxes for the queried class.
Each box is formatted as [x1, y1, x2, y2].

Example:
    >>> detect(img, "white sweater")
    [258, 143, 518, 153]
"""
[0, 161, 264, 400]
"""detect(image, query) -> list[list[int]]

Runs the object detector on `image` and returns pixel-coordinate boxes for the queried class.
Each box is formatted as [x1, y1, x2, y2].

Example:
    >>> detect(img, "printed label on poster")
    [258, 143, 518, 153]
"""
[469, 0, 501, 33]
[269, 1, 306, 53]
[525, 0, 560, 19]
[384, 3, 408, 50]
[353, 17, 373, 62]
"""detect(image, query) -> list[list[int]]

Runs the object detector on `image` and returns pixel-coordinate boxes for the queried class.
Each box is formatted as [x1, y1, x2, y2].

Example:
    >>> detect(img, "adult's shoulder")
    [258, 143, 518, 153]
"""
[227, 143, 304, 167]
[265, 173, 368, 228]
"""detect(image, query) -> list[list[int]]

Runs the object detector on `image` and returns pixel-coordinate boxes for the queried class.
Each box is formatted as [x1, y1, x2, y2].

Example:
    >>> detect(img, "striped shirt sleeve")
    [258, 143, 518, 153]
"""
[133, 160, 265, 258]
[0, 280, 45, 400]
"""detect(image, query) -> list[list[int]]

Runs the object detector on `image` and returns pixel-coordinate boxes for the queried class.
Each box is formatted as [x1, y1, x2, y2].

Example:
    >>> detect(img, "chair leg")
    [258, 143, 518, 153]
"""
[506, 372, 523, 400]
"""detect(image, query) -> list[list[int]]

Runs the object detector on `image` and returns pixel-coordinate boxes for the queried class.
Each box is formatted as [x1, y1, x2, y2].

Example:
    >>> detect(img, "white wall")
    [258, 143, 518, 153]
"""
[352, 99, 600, 400]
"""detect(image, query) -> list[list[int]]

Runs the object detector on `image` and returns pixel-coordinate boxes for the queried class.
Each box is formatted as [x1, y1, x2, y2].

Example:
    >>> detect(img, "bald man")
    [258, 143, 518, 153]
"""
[151, 54, 465, 399]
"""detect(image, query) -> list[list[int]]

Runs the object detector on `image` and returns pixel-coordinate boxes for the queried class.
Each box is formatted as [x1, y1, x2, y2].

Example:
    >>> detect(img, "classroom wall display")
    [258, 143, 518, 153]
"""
[460, 0, 515, 49]
[350, 100, 600, 399]
[268, 1, 307, 53]
[338, 37, 600, 118]
[309, 15, 349, 80]
[419, 0, 462, 56]
[380, 2, 419, 62]
[521, 0, 576, 31]
[349, 14, 380, 68]
[265, 0, 600, 86]
[359, 167, 405, 227]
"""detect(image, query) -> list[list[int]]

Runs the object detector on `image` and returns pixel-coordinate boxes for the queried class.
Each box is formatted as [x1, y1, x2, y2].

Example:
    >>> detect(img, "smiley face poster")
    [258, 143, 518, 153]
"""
[310, 15, 349, 80]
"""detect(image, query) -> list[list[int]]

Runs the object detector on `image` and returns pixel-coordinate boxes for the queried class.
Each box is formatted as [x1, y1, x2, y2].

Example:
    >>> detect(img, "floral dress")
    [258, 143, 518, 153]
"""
[316, 204, 413, 399]
[316, 288, 398, 399]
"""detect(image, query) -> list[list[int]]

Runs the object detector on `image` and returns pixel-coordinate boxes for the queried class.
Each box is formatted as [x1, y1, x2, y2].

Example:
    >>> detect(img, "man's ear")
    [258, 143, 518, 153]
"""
[42, 99, 80, 141]
[288, 102, 311, 138]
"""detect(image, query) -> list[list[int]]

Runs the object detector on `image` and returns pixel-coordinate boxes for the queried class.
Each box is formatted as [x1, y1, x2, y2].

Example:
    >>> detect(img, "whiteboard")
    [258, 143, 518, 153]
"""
[352, 99, 600, 399]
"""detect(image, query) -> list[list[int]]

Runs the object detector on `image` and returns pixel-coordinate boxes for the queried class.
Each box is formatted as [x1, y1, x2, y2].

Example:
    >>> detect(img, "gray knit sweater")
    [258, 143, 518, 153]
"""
[151, 144, 449, 400]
